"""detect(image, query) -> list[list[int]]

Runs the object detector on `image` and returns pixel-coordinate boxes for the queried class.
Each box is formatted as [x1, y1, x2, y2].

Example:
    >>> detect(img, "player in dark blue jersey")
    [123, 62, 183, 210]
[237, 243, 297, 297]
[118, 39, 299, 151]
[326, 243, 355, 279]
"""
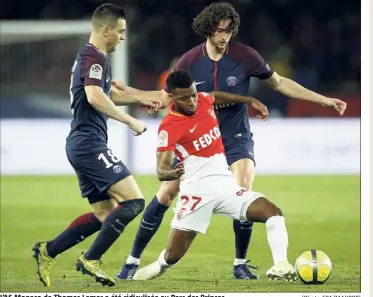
[116, 2, 347, 280]
[32, 3, 160, 288]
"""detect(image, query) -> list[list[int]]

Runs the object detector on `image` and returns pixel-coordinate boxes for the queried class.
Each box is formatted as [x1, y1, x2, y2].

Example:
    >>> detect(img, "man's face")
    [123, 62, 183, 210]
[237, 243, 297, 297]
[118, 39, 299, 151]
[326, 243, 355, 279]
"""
[104, 18, 126, 53]
[170, 83, 198, 115]
[209, 19, 233, 51]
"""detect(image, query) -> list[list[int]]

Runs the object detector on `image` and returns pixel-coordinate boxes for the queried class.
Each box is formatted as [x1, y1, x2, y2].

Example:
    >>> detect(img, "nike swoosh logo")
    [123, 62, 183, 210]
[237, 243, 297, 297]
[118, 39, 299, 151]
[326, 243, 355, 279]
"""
[141, 219, 157, 225]
[189, 124, 198, 133]
[115, 219, 126, 227]
[195, 81, 205, 85]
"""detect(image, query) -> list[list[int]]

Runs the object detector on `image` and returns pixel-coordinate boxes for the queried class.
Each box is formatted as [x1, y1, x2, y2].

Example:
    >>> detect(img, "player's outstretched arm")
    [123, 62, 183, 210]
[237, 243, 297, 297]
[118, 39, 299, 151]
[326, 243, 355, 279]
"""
[156, 151, 184, 181]
[211, 91, 269, 120]
[265, 72, 347, 115]
[110, 83, 162, 110]
[85, 85, 147, 135]
[112, 80, 170, 109]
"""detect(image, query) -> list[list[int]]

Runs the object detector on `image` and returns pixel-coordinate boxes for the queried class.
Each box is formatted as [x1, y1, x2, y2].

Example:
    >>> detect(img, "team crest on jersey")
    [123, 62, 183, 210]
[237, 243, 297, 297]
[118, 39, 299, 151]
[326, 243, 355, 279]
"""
[157, 130, 168, 147]
[208, 108, 217, 119]
[89, 64, 103, 80]
[113, 165, 122, 174]
[177, 209, 186, 220]
[226, 76, 237, 86]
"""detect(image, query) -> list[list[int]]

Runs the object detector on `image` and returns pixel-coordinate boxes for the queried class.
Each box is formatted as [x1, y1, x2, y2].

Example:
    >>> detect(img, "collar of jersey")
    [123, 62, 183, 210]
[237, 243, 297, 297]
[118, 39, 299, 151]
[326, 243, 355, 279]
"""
[169, 109, 186, 117]
[87, 43, 107, 59]
[202, 41, 230, 58]
[169, 106, 199, 118]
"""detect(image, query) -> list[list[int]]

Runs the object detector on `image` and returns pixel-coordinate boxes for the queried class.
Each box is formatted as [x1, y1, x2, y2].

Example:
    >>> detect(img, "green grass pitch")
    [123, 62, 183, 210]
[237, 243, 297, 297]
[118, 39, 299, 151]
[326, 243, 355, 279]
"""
[1, 175, 360, 293]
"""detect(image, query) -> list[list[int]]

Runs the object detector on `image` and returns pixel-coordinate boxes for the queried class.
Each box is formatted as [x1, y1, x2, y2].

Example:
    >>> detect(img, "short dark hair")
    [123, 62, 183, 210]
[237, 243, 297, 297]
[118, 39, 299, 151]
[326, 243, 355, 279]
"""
[92, 3, 126, 29]
[192, 2, 240, 38]
[166, 70, 194, 91]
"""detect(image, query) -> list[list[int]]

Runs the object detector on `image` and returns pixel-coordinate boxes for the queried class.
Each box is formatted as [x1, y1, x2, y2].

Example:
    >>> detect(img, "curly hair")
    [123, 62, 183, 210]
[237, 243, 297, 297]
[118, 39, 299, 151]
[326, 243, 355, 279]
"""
[166, 70, 194, 91]
[192, 2, 240, 38]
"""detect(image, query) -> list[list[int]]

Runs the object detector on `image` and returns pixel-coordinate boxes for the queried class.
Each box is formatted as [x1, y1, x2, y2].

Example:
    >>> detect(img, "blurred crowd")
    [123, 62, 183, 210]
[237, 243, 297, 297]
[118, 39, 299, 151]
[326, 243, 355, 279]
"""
[1, 0, 361, 118]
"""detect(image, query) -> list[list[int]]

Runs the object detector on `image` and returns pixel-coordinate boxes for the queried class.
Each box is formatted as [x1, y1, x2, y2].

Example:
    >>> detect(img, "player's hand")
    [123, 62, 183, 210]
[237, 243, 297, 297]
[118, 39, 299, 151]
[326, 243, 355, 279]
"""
[323, 98, 347, 116]
[170, 162, 185, 180]
[250, 98, 269, 120]
[128, 118, 147, 136]
[139, 97, 161, 110]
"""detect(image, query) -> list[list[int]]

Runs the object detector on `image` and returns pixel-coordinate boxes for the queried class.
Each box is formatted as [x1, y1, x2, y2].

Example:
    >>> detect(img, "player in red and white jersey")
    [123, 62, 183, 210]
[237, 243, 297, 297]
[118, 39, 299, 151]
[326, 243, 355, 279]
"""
[157, 91, 227, 183]
[133, 70, 297, 282]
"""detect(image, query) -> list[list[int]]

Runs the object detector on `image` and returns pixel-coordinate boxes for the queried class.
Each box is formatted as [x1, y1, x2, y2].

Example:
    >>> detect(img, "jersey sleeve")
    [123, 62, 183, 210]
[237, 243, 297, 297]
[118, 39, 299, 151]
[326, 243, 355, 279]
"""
[198, 92, 214, 105]
[157, 121, 180, 152]
[81, 49, 107, 88]
[243, 46, 274, 80]
[173, 53, 190, 71]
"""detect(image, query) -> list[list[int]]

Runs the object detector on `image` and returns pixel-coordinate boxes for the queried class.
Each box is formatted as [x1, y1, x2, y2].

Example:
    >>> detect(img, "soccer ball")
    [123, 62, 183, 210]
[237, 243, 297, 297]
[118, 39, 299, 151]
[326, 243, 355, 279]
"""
[295, 250, 332, 284]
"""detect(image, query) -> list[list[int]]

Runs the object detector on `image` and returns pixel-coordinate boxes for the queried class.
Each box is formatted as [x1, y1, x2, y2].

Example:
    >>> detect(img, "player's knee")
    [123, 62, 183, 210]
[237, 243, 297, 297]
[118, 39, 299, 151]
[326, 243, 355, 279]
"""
[92, 209, 111, 223]
[117, 198, 145, 220]
[90, 198, 117, 222]
[157, 181, 180, 206]
[245, 197, 282, 223]
[263, 203, 284, 222]
[234, 171, 254, 190]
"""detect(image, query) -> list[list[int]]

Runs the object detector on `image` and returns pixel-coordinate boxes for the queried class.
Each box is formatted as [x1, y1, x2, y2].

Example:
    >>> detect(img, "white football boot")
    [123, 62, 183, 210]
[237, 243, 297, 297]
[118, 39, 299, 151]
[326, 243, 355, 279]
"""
[132, 261, 169, 280]
[266, 261, 298, 282]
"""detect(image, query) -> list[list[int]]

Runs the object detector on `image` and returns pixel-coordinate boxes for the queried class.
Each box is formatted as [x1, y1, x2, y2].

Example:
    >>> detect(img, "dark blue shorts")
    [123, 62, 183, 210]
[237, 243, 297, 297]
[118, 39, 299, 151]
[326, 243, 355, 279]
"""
[172, 133, 255, 167]
[223, 133, 255, 166]
[66, 145, 131, 204]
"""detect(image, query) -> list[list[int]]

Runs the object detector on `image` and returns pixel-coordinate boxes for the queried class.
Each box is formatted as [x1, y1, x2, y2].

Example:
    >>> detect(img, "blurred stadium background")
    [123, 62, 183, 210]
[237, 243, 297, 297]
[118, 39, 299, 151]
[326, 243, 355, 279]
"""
[0, 0, 361, 293]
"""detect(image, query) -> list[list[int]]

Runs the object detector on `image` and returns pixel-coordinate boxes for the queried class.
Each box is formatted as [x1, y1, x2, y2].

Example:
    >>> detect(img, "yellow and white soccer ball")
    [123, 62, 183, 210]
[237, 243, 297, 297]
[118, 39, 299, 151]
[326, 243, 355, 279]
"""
[295, 250, 332, 284]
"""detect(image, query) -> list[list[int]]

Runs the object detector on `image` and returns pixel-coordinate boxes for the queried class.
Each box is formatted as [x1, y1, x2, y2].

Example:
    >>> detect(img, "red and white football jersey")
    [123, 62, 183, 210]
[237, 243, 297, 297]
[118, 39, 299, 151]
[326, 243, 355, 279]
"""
[157, 92, 231, 183]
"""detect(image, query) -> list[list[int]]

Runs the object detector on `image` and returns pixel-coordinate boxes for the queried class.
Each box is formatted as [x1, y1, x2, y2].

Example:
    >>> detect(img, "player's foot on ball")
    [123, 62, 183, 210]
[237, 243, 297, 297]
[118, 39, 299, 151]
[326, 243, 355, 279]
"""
[132, 261, 168, 281]
[266, 261, 297, 282]
[32, 241, 56, 287]
[116, 263, 138, 280]
[233, 260, 259, 280]
[76, 254, 116, 287]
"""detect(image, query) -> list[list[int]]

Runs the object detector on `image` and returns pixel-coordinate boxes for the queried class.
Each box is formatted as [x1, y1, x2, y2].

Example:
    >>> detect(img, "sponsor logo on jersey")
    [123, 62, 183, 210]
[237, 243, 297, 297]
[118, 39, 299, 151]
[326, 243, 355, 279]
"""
[192, 126, 221, 151]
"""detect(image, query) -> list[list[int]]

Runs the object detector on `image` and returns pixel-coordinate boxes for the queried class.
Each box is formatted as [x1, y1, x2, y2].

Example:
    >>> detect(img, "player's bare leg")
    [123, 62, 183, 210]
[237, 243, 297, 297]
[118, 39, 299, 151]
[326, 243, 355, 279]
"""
[76, 176, 145, 286]
[244, 197, 297, 282]
[133, 228, 197, 280]
[230, 158, 258, 279]
[117, 179, 180, 280]
[90, 199, 118, 222]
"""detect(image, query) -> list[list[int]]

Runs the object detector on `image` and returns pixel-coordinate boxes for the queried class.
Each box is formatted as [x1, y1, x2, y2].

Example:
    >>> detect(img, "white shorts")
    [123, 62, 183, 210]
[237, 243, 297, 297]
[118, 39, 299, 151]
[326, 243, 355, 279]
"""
[170, 175, 265, 234]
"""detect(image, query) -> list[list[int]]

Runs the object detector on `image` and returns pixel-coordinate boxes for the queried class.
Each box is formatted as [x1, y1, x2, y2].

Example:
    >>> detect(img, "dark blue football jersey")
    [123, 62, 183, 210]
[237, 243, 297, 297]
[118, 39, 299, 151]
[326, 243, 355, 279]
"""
[171, 42, 273, 144]
[66, 44, 112, 151]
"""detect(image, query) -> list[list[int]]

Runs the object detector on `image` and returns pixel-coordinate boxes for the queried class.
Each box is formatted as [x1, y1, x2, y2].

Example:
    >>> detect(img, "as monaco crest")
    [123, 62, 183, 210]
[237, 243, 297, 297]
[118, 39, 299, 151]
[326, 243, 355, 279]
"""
[208, 108, 217, 119]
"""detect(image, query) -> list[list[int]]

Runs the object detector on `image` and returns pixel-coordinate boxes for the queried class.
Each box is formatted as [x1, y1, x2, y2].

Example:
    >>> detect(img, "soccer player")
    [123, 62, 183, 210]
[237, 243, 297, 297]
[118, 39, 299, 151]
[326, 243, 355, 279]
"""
[116, 2, 347, 280]
[31, 3, 160, 288]
[132, 70, 297, 282]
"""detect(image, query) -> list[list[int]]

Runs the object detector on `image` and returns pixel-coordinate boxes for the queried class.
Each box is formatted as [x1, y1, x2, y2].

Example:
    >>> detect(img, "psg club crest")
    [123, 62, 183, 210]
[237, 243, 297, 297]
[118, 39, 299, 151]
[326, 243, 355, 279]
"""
[208, 108, 217, 119]
[226, 76, 237, 86]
